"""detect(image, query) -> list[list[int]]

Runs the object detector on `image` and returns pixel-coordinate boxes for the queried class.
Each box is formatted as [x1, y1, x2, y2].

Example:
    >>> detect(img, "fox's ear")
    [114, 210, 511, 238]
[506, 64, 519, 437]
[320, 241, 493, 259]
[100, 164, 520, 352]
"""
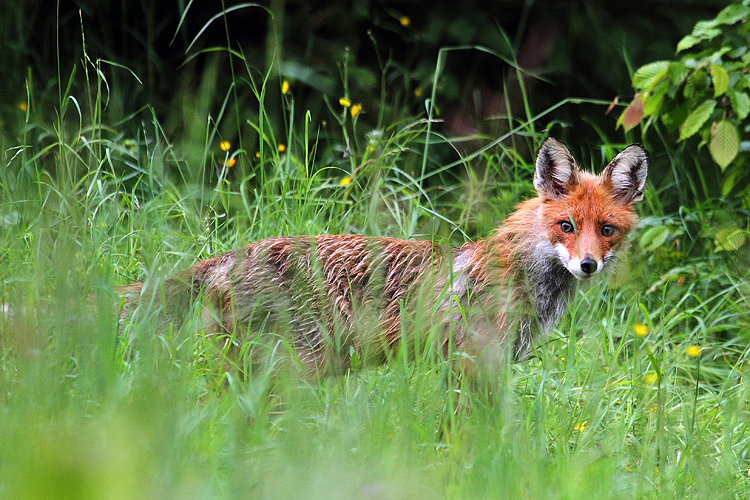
[601, 144, 648, 204]
[534, 138, 581, 199]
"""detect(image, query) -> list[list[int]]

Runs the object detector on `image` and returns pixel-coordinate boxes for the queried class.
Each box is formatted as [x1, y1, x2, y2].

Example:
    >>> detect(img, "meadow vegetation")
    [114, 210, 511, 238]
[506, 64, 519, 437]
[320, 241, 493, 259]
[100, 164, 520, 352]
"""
[1, 3, 750, 498]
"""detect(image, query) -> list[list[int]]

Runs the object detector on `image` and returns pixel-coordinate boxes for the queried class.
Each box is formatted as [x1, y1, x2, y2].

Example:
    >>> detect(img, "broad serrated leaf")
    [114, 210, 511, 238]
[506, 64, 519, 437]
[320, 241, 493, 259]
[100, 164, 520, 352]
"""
[676, 35, 702, 53]
[729, 90, 750, 120]
[721, 167, 739, 197]
[643, 88, 665, 117]
[713, 46, 732, 60]
[677, 21, 722, 53]
[692, 20, 721, 38]
[715, 4, 750, 25]
[711, 65, 729, 96]
[728, 45, 749, 59]
[709, 120, 740, 170]
[714, 227, 748, 252]
[640, 225, 671, 252]
[632, 61, 669, 90]
[620, 96, 644, 131]
[678, 99, 716, 141]
[661, 102, 690, 131]
[683, 69, 708, 100]
[667, 62, 690, 85]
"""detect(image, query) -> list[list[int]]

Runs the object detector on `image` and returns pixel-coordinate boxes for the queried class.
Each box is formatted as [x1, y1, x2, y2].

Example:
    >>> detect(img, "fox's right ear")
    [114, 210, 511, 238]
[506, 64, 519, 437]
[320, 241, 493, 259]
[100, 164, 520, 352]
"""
[534, 137, 581, 200]
[601, 143, 648, 204]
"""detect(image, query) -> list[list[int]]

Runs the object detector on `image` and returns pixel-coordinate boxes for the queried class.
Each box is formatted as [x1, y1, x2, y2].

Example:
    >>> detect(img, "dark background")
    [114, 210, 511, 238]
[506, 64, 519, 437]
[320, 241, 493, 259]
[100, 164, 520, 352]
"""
[1, 0, 725, 136]
[0, 0, 731, 216]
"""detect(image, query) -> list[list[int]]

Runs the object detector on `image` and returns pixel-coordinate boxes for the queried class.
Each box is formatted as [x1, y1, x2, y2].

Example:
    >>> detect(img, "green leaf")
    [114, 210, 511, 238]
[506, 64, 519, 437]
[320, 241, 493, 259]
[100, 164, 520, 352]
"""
[711, 65, 729, 97]
[667, 62, 690, 86]
[710, 46, 732, 63]
[709, 120, 740, 170]
[677, 17, 726, 53]
[692, 20, 721, 38]
[721, 167, 739, 197]
[678, 99, 716, 141]
[661, 102, 690, 131]
[676, 35, 702, 53]
[632, 61, 669, 90]
[715, 4, 750, 25]
[640, 225, 671, 252]
[728, 45, 748, 60]
[349, 346, 361, 371]
[643, 82, 668, 117]
[728, 90, 750, 120]
[714, 227, 748, 252]
[683, 69, 708, 100]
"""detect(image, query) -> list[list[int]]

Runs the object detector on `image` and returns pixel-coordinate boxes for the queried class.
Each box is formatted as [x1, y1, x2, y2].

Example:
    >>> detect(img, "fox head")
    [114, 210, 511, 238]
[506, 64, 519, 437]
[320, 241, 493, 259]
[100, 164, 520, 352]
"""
[533, 138, 648, 280]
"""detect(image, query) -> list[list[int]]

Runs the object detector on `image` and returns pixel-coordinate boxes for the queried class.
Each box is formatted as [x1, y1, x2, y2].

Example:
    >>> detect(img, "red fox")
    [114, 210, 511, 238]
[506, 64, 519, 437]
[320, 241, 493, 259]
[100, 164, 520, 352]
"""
[120, 138, 648, 374]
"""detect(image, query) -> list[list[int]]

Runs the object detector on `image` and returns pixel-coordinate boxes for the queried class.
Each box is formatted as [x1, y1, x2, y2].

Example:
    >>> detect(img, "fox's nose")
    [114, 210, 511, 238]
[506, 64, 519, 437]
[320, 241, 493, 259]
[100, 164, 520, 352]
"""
[580, 257, 598, 275]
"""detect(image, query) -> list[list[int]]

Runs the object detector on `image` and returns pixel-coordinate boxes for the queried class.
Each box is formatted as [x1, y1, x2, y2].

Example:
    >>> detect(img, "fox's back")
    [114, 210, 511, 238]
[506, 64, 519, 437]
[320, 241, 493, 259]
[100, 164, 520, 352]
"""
[179, 234, 446, 370]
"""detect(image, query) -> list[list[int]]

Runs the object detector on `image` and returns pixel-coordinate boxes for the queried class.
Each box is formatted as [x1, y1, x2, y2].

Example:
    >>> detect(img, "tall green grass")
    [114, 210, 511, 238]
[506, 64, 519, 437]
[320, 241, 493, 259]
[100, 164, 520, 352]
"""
[2, 30, 750, 500]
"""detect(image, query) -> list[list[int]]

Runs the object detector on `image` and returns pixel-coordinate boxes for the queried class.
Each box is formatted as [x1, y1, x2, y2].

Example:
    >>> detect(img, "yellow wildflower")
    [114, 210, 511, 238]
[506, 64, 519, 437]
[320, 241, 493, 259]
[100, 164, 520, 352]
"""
[574, 421, 586, 432]
[19, 102, 28, 112]
[220, 141, 231, 151]
[633, 324, 649, 337]
[225, 157, 236, 168]
[400, 16, 411, 27]
[643, 372, 659, 385]
[414, 87, 423, 97]
[255, 151, 261, 159]
[339, 97, 351, 107]
[278, 144, 286, 152]
[686, 345, 701, 357]
[339, 176, 352, 186]
[351, 103, 362, 118]
[281, 80, 290, 95]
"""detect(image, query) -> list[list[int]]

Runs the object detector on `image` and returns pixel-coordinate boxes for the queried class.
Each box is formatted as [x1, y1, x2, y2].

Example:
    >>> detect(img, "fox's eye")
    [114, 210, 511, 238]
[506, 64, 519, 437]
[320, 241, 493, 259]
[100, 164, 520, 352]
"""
[559, 221, 575, 234]
[601, 225, 616, 237]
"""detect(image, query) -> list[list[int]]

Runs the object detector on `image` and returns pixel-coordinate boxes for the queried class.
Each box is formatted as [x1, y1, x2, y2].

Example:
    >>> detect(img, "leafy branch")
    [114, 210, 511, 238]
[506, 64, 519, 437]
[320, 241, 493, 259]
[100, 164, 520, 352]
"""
[620, 3, 750, 173]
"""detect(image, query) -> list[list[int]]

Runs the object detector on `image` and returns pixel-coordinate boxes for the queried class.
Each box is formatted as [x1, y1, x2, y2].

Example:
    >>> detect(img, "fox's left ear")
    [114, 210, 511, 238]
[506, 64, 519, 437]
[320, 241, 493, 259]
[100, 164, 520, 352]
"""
[601, 144, 648, 204]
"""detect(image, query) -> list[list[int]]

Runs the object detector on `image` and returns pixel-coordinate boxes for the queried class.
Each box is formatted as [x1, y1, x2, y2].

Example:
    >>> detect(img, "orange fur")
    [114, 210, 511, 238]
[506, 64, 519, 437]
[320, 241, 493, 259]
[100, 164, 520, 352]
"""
[120, 138, 648, 375]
